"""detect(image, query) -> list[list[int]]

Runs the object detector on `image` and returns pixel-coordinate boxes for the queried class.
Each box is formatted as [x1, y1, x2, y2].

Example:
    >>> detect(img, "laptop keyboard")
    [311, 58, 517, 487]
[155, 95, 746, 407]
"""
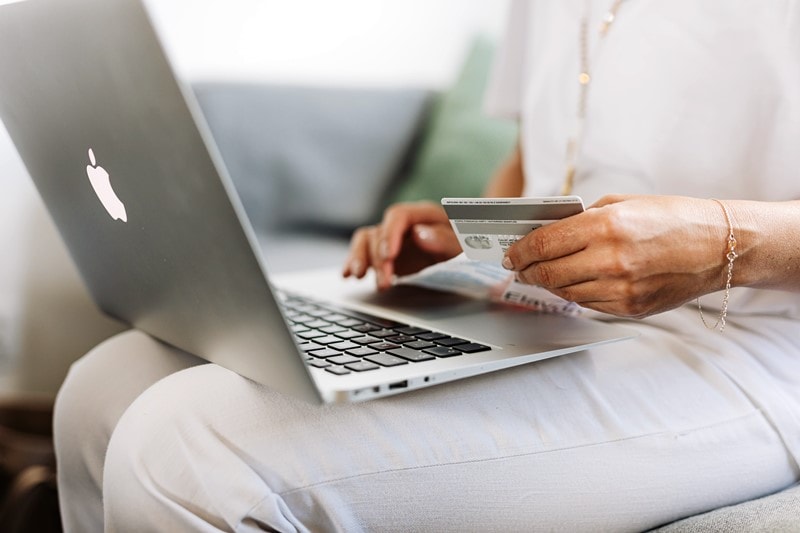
[279, 293, 491, 376]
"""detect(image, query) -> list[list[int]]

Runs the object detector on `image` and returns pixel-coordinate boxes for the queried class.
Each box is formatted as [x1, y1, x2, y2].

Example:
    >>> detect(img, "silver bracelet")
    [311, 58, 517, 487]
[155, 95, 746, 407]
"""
[697, 199, 738, 332]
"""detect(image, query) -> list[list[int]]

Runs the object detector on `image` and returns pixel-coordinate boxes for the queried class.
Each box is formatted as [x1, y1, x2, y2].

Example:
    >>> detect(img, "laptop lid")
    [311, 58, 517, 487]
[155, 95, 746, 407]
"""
[0, 0, 322, 403]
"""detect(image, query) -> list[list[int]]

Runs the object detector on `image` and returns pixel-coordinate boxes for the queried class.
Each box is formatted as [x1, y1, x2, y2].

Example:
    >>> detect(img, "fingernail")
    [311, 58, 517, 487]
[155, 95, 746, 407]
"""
[350, 259, 362, 277]
[502, 256, 514, 270]
[376, 270, 385, 287]
[415, 226, 433, 241]
[379, 240, 390, 260]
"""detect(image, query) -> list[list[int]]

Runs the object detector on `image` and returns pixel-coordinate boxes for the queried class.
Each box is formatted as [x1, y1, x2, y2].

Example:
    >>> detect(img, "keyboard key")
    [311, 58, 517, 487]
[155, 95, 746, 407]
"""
[362, 316, 406, 328]
[320, 324, 346, 334]
[347, 347, 378, 357]
[309, 348, 344, 359]
[423, 346, 463, 358]
[394, 326, 429, 336]
[291, 314, 316, 324]
[370, 329, 397, 338]
[296, 330, 325, 340]
[329, 341, 360, 351]
[328, 354, 361, 365]
[416, 332, 448, 341]
[365, 353, 408, 367]
[306, 319, 330, 329]
[321, 313, 348, 322]
[332, 308, 405, 328]
[325, 367, 351, 376]
[404, 340, 435, 350]
[336, 318, 364, 328]
[458, 343, 492, 354]
[353, 324, 380, 333]
[334, 330, 364, 340]
[435, 337, 469, 347]
[351, 336, 380, 346]
[299, 342, 323, 352]
[370, 342, 400, 352]
[307, 359, 331, 369]
[314, 335, 344, 345]
[290, 324, 309, 333]
[386, 335, 416, 344]
[388, 347, 436, 362]
[344, 361, 381, 372]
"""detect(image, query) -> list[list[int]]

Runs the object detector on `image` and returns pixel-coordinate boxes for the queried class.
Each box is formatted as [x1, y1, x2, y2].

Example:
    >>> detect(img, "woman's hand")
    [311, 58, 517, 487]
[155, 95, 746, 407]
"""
[342, 201, 462, 291]
[502, 195, 732, 318]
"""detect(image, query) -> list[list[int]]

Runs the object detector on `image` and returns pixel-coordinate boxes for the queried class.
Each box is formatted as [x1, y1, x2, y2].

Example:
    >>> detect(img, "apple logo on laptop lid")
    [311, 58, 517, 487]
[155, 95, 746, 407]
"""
[86, 148, 127, 222]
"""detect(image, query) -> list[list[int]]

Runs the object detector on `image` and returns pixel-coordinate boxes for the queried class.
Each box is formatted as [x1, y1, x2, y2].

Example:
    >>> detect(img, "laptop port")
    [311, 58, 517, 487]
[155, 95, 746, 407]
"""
[388, 380, 408, 390]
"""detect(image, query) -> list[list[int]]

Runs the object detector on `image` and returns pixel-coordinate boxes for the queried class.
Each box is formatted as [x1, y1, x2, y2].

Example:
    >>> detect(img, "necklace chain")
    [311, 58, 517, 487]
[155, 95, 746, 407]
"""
[563, 0, 626, 195]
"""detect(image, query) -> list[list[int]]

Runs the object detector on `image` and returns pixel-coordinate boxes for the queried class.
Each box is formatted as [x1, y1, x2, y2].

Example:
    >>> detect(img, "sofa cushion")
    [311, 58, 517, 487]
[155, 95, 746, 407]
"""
[192, 83, 431, 234]
[388, 37, 518, 205]
[654, 483, 800, 532]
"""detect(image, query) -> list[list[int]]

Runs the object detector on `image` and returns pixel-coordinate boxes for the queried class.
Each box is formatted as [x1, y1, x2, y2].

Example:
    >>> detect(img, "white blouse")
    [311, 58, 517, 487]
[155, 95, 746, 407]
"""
[485, 0, 800, 317]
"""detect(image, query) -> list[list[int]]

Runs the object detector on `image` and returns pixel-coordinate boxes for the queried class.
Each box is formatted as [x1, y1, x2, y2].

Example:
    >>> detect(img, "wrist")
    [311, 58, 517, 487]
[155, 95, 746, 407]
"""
[722, 199, 800, 291]
[697, 198, 738, 331]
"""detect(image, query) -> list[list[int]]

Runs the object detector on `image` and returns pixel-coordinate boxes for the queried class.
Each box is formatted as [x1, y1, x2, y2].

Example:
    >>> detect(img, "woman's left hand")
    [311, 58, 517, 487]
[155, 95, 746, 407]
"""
[502, 195, 731, 318]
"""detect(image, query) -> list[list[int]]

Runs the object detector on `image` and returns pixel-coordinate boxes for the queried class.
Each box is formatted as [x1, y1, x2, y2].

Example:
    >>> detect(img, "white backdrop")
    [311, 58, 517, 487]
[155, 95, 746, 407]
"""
[146, 0, 509, 87]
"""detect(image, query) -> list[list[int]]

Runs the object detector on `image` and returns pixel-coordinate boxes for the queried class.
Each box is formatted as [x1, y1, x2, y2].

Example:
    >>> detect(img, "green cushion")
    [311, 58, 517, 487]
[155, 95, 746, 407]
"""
[389, 37, 518, 204]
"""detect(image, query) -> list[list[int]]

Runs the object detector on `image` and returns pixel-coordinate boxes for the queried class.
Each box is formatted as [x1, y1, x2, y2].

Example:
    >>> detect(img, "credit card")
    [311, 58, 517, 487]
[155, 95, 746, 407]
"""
[441, 196, 584, 262]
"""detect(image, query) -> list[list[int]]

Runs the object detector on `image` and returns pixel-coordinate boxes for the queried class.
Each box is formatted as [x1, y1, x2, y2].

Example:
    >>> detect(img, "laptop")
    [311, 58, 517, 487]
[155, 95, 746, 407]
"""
[0, 0, 636, 403]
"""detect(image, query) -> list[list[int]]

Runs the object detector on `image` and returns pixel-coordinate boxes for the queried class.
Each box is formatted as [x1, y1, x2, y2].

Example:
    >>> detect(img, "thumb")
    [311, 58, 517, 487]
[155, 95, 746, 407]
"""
[411, 224, 461, 256]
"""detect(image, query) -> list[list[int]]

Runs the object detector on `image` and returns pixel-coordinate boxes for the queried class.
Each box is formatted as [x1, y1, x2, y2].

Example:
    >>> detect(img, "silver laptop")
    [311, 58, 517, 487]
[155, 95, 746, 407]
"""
[0, 0, 636, 403]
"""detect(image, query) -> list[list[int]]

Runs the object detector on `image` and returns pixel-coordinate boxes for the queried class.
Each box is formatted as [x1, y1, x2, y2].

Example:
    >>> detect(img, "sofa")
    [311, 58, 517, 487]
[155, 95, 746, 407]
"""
[0, 37, 797, 531]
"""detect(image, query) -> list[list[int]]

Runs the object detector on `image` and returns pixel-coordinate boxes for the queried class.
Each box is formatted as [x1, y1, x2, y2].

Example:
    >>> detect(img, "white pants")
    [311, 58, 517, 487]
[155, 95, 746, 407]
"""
[54, 306, 800, 532]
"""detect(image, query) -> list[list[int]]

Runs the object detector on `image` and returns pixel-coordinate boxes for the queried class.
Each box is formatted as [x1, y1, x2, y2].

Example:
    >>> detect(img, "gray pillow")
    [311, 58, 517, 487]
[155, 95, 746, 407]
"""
[192, 83, 431, 234]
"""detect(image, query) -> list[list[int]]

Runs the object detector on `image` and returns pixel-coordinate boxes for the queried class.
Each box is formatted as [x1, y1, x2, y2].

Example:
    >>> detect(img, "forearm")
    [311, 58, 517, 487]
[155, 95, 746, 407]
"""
[483, 142, 524, 198]
[727, 199, 800, 291]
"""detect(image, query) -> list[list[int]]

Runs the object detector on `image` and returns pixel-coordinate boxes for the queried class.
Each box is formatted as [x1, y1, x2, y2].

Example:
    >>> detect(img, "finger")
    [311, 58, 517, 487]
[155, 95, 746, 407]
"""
[378, 202, 448, 262]
[543, 279, 615, 305]
[545, 278, 660, 319]
[504, 215, 590, 271]
[514, 253, 599, 290]
[411, 223, 461, 257]
[367, 227, 394, 290]
[342, 226, 375, 279]
[537, 280, 632, 317]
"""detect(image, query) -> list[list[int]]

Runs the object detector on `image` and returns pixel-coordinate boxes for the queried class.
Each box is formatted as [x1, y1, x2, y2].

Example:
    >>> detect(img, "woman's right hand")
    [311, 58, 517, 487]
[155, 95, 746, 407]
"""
[342, 201, 462, 291]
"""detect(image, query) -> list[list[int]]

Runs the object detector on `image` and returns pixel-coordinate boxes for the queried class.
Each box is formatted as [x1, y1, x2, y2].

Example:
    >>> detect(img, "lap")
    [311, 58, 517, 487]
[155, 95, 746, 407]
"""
[98, 307, 800, 532]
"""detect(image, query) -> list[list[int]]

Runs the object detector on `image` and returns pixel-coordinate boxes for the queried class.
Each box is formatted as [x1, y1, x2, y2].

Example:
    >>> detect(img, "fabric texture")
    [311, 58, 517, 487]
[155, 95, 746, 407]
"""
[53, 331, 205, 532]
[389, 37, 518, 204]
[655, 483, 800, 532]
[193, 83, 431, 233]
[56, 320, 798, 532]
